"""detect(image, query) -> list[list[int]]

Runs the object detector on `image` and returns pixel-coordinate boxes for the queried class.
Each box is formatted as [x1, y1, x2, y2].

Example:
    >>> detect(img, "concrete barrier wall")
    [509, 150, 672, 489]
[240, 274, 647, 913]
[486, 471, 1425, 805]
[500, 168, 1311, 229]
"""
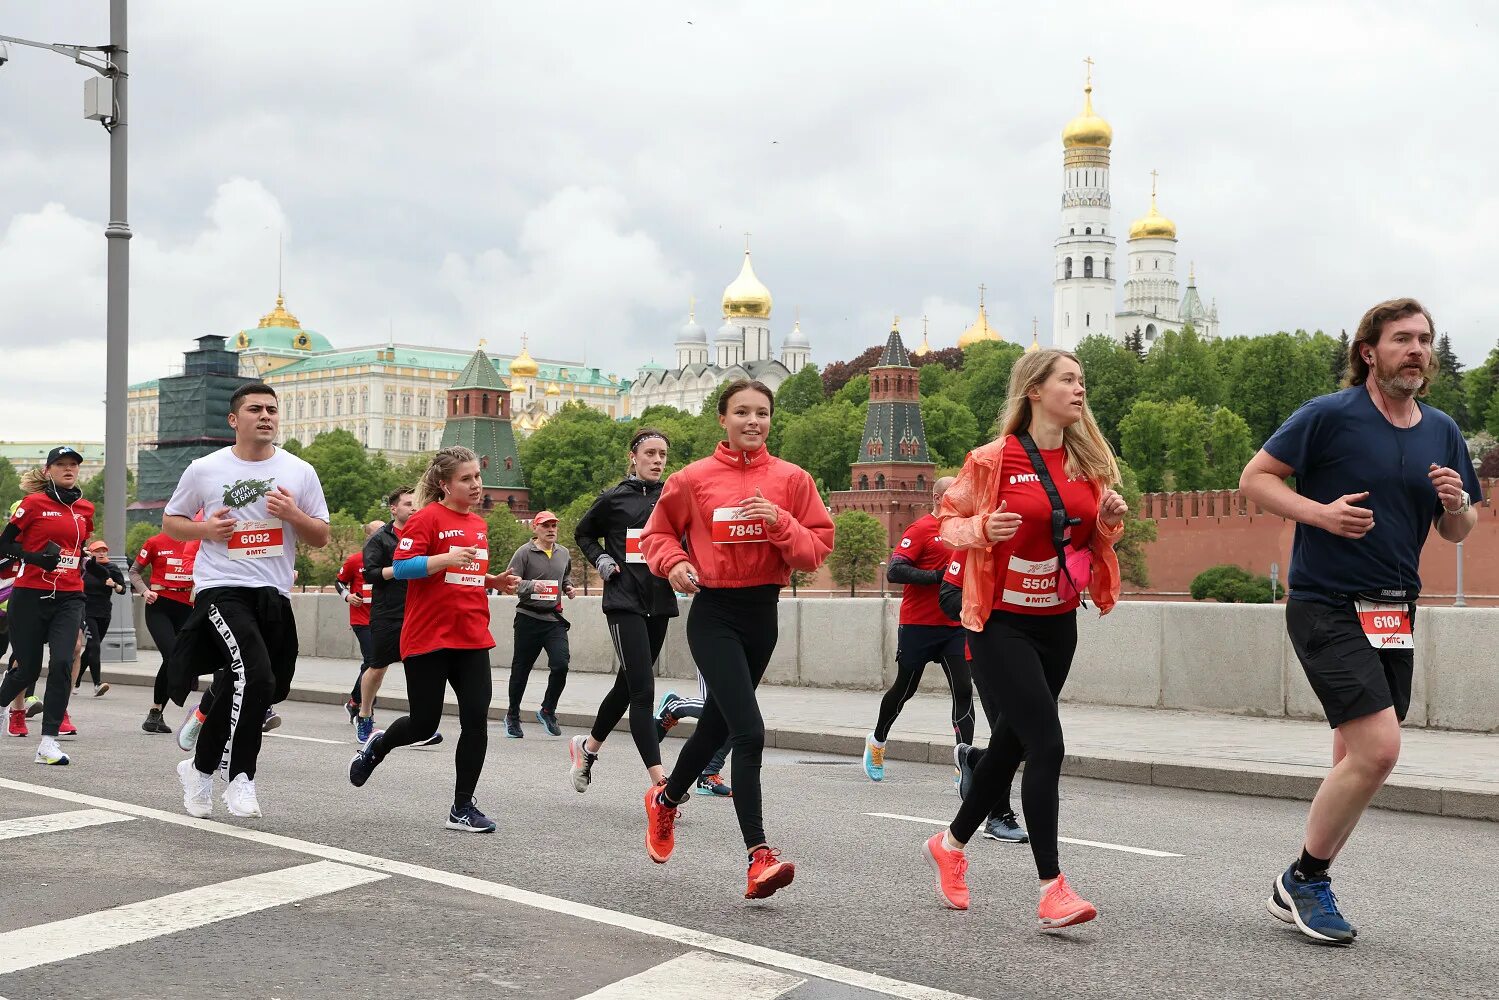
[133, 596, 1499, 733]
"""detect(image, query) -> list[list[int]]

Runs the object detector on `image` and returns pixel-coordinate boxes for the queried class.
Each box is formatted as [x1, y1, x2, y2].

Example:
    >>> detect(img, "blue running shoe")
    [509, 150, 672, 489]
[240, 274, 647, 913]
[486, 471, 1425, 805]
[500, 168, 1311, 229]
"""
[1274, 864, 1355, 945]
[262, 708, 282, 732]
[504, 714, 523, 739]
[1267, 872, 1358, 938]
[536, 709, 561, 737]
[356, 715, 375, 744]
[982, 811, 1029, 844]
[446, 798, 496, 833]
[863, 734, 885, 782]
[348, 731, 384, 788]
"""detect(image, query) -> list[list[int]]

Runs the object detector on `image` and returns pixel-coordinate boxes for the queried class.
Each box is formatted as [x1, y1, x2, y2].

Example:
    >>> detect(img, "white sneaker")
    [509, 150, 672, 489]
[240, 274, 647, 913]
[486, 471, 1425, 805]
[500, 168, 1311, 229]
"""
[176, 759, 213, 817]
[223, 773, 262, 818]
[35, 735, 69, 766]
[178, 705, 205, 752]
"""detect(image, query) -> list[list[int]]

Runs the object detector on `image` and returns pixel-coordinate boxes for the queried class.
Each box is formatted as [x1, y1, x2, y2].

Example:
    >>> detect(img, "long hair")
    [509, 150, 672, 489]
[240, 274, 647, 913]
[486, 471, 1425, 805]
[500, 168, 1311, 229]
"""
[20, 468, 48, 494]
[717, 378, 775, 415]
[997, 348, 1121, 485]
[415, 446, 479, 508]
[1346, 297, 1436, 396]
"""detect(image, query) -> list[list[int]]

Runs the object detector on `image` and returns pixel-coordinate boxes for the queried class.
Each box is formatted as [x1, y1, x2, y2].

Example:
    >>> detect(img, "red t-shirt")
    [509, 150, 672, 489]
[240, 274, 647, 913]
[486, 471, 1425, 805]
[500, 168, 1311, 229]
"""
[9, 492, 95, 592]
[892, 513, 951, 626]
[135, 533, 198, 606]
[989, 437, 1098, 615]
[337, 551, 372, 627]
[396, 503, 495, 658]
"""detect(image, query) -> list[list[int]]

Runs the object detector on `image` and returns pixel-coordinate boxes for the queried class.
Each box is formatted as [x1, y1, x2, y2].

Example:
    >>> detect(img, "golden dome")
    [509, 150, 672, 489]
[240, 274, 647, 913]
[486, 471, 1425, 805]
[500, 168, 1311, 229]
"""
[958, 290, 1003, 349]
[913, 317, 931, 358]
[508, 336, 539, 379]
[257, 294, 302, 330]
[1026, 317, 1042, 354]
[1129, 173, 1177, 240]
[722, 251, 772, 319]
[1062, 62, 1112, 150]
[544, 383, 560, 396]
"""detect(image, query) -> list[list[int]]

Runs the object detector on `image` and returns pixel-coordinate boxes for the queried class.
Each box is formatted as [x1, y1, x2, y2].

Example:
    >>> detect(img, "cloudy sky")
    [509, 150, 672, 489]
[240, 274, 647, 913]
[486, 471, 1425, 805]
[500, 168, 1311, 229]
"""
[1, 1, 1495, 441]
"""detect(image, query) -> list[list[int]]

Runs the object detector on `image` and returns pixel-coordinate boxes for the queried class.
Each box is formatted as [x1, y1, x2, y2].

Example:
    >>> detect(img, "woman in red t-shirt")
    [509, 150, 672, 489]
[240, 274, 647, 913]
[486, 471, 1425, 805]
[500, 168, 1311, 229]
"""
[923, 349, 1128, 928]
[132, 532, 199, 735]
[347, 446, 518, 833]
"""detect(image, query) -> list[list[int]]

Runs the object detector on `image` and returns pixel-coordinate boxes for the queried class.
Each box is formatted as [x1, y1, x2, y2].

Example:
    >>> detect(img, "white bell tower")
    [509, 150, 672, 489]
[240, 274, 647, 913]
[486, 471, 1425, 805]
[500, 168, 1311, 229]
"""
[1052, 58, 1117, 350]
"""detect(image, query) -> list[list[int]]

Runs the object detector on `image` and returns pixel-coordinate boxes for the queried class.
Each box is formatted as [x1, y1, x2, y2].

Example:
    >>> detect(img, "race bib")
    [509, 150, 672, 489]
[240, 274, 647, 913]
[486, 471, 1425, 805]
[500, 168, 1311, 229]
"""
[360, 581, 373, 603]
[163, 571, 193, 585]
[57, 553, 80, 572]
[529, 579, 560, 601]
[625, 527, 645, 564]
[1000, 554, 1060, 609]
[1354, 600, 1413, 650]
[712, 506, 767, 544]
[228, 519, 285, 560]
[443, 545, 489, 587]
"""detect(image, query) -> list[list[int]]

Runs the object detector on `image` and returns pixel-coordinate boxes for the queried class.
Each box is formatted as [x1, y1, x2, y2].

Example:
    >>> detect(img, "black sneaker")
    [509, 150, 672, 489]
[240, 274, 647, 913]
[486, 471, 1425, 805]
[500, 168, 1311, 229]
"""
[348, 731, 384, 787]
[536, 709, 561, 737]
[345, 698, 359, 723]
[141, 708, 173, 735]
[504, 714, 523, 739]
[981, 811, 1029, 843]
[954, 743, 978, 801]
[446, 798, 496, 833]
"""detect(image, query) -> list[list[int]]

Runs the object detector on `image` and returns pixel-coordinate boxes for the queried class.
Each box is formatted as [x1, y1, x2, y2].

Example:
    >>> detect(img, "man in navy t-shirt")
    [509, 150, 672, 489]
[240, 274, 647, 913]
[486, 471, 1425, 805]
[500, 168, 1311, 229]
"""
[1241, 297, 1480, 946]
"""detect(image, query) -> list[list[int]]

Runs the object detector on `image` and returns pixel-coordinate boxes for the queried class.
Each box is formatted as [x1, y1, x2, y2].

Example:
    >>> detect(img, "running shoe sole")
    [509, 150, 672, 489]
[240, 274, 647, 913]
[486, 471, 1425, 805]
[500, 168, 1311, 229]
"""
[445, 816, 496, 833]
[981, 822, 1029, 844]
[262, 714, 282, 733]
[413, 732, 444, 748]
[223, 790, 262, 818]
[25, 699, 42, 718]
[94, 683, 110, 697]
[1274, 875, 1353, 945]
[745, 861, 795, 900]
[1039, 907, 1097, 930]
[924, 837, 968, 910]
[1266, 890, 1294, 925]
[34, 749, 69, 766]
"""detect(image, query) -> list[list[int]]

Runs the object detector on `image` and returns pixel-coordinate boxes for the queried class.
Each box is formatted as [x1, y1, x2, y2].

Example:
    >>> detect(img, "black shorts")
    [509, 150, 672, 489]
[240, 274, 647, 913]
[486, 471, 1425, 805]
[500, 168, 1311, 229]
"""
[369, 616, 403, 669]
[895, 623, 966, 669]
[1286, 598, 1414, 729]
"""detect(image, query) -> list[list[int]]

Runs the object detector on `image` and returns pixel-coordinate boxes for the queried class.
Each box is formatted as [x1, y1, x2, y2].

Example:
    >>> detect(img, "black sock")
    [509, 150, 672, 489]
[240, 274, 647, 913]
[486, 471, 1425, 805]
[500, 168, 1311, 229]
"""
[1296, 848, 1330, 880]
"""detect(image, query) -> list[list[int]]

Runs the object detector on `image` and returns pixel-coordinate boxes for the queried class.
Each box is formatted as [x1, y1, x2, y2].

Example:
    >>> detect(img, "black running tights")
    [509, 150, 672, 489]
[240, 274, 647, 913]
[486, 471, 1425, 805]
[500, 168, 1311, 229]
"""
[144, 599, 193, 707]
[375, 648, 491, 808]
[873, 626, 974, 745]
[590, 612, 670, 769]
[951, 609, 1076, 880]
[0, 589, 83, 737]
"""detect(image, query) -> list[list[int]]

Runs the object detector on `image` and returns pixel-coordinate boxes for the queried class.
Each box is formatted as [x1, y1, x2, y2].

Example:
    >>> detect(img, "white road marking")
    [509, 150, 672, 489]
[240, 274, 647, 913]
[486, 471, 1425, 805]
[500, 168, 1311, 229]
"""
[864, 812, 1185, 858]
[265, 732, 347, 745]
[0, 808, 133, 841]
[577, 952, 803, 999]
[0, 860, 386, 975]
[0, 777, 977, 1000]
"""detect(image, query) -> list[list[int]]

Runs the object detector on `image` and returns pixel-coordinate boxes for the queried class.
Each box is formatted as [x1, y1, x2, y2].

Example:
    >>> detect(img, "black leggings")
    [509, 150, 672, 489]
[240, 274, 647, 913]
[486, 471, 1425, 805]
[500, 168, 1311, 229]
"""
[664, 585, 779, 850]
[350, 624, 372, 704]
[78, 613, 109, 687]
[0, 589, 85, 737]
[873, 624, 974, 745]
[968, 657, 1020, 819]
[374, 648, 491, 808]
[590, 612, 670, 769]
[951, 609, 1076, 880]
[508, 614, 569, 715]
[145, 598, 193, 707]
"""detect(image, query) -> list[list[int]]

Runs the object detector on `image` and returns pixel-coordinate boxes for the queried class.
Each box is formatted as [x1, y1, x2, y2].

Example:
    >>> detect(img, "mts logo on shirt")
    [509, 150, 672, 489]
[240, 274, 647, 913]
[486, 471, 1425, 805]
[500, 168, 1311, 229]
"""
[1008, 474, 1040, 486]
[438, 529, 469, 540]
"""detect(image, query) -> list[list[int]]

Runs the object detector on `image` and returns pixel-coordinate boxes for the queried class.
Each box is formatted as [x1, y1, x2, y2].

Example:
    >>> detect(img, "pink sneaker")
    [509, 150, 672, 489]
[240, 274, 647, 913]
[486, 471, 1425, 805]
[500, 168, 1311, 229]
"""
[925, 831, 969, 910]
[1038, 873, 1097, 930]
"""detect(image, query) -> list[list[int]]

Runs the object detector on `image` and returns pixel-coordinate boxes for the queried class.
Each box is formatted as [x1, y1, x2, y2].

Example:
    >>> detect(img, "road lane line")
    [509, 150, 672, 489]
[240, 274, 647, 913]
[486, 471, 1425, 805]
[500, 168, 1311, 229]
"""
[577, 952, 803, 999]
[0, 861, 385, 975]
[0, 809, 134, 841]
[265, 732, 347, 745]
[0, 777, 977, 1000]
[864, 812, 1185, 858]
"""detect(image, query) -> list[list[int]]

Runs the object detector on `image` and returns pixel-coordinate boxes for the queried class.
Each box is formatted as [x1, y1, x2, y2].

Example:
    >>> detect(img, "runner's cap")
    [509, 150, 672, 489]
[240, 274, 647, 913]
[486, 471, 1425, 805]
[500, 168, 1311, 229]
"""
[532, 510, 559, 526]
[46, 446, 84, 466]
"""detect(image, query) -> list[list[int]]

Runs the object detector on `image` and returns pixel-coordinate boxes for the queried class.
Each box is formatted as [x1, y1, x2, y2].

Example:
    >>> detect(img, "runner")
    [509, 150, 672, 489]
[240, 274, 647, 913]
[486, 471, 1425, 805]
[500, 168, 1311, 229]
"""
[922, 348, 1126, 926]
[335, 523, 378, 727]
[164, 382, 330, 818]
[504, 510, 574, 738]
[132, 529, 199, 734]
[640, 378, 834, 899]
[654, 684, 732, 797]
[0, 448, 95, 765]
[76, 540, 125, 697]
[568, 428, 680, 791]
[864, 476, 974, 782]
[348, 446, 519, 832]
[1240, 297, 1480, 946]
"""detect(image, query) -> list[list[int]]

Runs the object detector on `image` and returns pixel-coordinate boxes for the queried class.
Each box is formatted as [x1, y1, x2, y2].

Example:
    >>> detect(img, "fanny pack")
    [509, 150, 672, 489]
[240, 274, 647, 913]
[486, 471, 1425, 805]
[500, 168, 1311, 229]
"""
[1017, 432, 1092, 607]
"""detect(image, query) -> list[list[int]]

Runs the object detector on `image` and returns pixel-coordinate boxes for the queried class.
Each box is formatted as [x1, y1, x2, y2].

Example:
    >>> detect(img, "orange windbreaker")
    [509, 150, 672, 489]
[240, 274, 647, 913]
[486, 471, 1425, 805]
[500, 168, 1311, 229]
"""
[936, 436, 1123, 632]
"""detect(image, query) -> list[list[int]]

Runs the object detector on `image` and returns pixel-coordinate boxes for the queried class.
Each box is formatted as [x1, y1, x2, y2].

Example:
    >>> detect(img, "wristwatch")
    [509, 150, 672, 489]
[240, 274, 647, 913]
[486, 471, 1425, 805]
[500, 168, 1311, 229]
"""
[1445, 490, 1472, 515]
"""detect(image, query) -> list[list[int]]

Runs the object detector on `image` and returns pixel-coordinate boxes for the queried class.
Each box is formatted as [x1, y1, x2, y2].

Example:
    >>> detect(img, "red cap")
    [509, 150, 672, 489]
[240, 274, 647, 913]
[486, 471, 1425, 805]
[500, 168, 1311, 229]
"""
[532, 510, 559, 526]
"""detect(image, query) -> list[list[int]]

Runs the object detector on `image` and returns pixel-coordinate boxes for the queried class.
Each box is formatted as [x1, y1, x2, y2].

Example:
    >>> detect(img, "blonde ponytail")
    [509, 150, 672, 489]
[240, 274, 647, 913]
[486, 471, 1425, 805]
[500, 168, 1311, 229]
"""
[20, 468, 48, 495]
[416, 446, 479, 508]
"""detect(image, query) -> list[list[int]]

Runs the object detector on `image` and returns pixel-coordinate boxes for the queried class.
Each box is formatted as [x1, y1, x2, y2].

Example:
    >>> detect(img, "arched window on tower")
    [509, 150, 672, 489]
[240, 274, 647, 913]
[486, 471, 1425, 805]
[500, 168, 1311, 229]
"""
[858, 475, 869, 491]
[1086, 313, 1091, 328]
[1064, 258, 1073, 279]
[463, 395, 470, 415]
[481, 393, 489, 414]
[916, 474, 926, 492]
[1085, 227, 1092, 235]
[1084, 256, 1094, 278]
[875, 473, 886, 490]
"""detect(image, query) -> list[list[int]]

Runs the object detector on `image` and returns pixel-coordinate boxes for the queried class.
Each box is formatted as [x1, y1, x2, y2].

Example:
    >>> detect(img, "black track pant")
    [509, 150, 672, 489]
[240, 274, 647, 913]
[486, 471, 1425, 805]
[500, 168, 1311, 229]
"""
[78, 613, 109, 687]
[349, 624, 372, 704]
[873, 624, 974, 745]
[967, 658, 1020, 819]
[373, 648, 491, 809]
[0, 589, 84, 737]
[951, 609, 1076, 880]
[664, 585, 778, 850]
[145, 599, 193, 708]
[657, 688, 730, 778]
[508, 614, 569, 715]
[192, 588, 297, 781]
[590, 612, 670, 769]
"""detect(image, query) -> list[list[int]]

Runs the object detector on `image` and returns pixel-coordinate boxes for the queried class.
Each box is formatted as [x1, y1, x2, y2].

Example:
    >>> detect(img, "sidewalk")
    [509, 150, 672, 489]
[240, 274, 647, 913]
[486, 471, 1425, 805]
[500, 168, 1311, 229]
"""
[99, 652, 1497, 822]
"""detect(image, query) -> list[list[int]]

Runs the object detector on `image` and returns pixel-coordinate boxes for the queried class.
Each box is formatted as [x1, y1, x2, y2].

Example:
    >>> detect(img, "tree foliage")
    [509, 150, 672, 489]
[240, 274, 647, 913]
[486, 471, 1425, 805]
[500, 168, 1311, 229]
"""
[1190, 564, 1283, 603]
[827, 510, 887, 596]
[774, 364, 825, 416]
[920, 394, 981, 467]
[778, 400, 863, 494]
[961, 340, 1026, 433]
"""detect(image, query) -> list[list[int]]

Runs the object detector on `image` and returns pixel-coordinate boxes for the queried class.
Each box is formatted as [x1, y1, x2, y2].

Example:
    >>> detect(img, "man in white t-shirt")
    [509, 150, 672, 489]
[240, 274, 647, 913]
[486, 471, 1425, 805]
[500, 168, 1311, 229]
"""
[163, 383, 330, 819]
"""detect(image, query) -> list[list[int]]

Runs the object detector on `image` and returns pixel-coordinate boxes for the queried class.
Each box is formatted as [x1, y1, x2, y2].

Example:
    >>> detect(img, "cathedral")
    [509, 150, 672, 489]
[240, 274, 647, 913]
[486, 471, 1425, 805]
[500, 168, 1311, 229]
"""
[1051, 62, 1220, 351]
[628, 247, 811, 415]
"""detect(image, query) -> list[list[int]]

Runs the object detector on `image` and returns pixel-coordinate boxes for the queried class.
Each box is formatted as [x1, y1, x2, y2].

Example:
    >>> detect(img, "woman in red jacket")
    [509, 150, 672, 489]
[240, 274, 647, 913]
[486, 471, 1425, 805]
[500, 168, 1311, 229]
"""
[639, 379, 833, 900]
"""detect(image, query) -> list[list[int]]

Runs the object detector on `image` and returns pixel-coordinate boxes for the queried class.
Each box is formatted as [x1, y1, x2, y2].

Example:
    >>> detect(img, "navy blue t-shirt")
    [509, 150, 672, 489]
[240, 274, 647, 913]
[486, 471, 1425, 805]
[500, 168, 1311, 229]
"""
[1263, 386, 1482, 603]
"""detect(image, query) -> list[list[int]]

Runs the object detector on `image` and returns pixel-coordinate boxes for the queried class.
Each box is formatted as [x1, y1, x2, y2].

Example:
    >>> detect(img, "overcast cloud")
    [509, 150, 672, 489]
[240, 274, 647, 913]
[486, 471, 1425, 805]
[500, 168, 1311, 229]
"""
[1, 1, 1495, 441]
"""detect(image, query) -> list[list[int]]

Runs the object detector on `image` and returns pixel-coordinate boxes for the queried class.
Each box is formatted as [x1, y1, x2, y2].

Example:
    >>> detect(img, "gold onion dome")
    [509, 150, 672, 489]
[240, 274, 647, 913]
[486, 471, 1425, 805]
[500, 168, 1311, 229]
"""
[1130, 174, 1177, 240]
[545, 383, 560, 396]
[508, 342, 539, 379]
[722, 251, 773, 319]
[958, 304, 1002, 349]
[1061, 78, 1112, 149]
[257, 294, 302, 329]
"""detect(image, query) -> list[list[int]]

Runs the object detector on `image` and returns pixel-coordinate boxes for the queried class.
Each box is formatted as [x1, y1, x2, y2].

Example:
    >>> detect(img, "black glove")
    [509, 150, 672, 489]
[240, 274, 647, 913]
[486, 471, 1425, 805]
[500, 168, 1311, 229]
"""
[26, 541, 61, 572]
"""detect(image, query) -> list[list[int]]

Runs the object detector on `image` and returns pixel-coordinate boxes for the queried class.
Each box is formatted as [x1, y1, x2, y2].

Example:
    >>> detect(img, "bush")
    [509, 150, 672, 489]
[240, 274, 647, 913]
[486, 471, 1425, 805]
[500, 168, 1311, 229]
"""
[1190, 564, 1283, 604]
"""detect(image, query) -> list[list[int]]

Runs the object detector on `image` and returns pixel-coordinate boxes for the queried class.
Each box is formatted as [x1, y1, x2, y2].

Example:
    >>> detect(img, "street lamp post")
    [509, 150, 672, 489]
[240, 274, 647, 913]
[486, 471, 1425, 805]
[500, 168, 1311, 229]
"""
[1, 0, 135, 660]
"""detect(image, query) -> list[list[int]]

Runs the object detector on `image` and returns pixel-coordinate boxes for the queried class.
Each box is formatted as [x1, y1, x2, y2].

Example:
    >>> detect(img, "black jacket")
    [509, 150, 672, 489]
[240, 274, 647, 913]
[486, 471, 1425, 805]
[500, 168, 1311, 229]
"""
[83, 559, 125, 619]
[574, 478, 678, 618]
[361, 522, 406, 623]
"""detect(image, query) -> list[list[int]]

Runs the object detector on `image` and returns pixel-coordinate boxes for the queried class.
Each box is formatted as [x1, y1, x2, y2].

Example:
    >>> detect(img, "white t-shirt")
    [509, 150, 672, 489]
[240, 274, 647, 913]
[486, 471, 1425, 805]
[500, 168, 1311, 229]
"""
[165, 446, 329, 597]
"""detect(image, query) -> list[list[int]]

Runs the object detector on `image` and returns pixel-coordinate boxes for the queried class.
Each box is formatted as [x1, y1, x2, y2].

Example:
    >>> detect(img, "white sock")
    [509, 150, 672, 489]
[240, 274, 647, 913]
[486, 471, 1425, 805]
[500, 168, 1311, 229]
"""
[1039, 877, 1058, 895]
[942, 831, 964, 852]
[868, 734, 886, 747]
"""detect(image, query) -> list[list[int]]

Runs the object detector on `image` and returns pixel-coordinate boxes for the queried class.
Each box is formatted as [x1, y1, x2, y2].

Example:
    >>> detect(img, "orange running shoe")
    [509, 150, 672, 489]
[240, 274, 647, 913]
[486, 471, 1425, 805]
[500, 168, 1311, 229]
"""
[745, 847, 795, 899]
[644, 782, 678, 863]
[1038, 873, 1097, 930]
[925, 831, 970, 910]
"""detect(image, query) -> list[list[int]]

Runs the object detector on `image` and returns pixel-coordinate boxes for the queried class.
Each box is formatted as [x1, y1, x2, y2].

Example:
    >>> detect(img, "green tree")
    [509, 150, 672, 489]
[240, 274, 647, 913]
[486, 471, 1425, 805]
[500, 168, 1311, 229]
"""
[1206, 407, 1255, 489]
[558, 493, 599, 595]
[1114, 458, 1155, 588]
[919, 363, 950, 397]
[323, 511, 366, 571]
[125, 522, 156, 567]
[1074, 334, 1139, 449]
[1190, 564, 1283, 603]
[920, 394, 981, 467]
[1426, 333, 1470, 429]
[518, 402, 625, 511]
[1333, 330, 1351, 385]
[486, 508, 532, 568]
[1464, 352, 1499, 438]
[827, 510, 886, 596]
[962, 340, 1026, 432]
[1139, 325, 1221, 408]
[832, 373, 870, 407]
[300, 430, 381, 517]
[1161, 400, 1210, 491]
[778, 400, 863, 493]
[1119, 399, 1170, 492]
[788, 568, 815, 596]
[0, 458, 22, 514]
[774, 364, 825, 416]
[1226, 333, 1334, 446]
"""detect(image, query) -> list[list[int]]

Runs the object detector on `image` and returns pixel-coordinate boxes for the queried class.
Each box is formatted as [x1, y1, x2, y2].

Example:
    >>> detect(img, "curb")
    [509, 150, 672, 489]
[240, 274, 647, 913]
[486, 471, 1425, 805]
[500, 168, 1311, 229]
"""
[95, 666, 1496, 824]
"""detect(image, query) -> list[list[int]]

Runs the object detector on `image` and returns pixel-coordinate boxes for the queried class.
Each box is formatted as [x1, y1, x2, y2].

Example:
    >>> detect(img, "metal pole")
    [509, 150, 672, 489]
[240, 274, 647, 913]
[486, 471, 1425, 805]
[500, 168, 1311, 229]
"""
[1455, 541, 1466, 608]
[104, 0, 136, 661]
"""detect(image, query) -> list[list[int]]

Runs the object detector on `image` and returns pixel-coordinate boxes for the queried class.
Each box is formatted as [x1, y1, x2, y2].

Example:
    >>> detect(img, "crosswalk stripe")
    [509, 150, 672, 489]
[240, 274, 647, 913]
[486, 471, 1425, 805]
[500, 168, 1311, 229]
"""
[576, 952, 803, 999]
[0, 860, 386, 975]
[0, 809, 134, 841]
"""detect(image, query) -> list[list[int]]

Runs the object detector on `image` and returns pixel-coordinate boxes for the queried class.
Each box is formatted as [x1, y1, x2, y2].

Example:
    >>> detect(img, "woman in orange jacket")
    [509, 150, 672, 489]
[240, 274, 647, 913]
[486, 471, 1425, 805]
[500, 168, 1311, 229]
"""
[922, 348, 1128, 928]
[639, 378, 834, 900]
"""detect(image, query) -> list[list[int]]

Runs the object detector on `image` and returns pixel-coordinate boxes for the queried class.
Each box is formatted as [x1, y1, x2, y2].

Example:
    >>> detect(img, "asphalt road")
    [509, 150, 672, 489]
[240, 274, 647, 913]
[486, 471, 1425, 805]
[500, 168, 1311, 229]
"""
[1, 688, 1495, 1000]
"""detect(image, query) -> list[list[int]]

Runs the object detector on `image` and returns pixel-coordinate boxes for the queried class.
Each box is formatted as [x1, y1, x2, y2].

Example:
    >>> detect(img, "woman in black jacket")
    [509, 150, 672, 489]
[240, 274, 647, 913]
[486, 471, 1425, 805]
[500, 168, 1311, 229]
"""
[568, 429, 679, 791]
[76, 541, 125, 695]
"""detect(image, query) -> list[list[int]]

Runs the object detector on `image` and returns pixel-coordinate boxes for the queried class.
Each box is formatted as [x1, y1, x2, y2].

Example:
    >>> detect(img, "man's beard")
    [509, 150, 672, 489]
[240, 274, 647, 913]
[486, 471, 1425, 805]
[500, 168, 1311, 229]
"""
[1373, 358, 1427, 399]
